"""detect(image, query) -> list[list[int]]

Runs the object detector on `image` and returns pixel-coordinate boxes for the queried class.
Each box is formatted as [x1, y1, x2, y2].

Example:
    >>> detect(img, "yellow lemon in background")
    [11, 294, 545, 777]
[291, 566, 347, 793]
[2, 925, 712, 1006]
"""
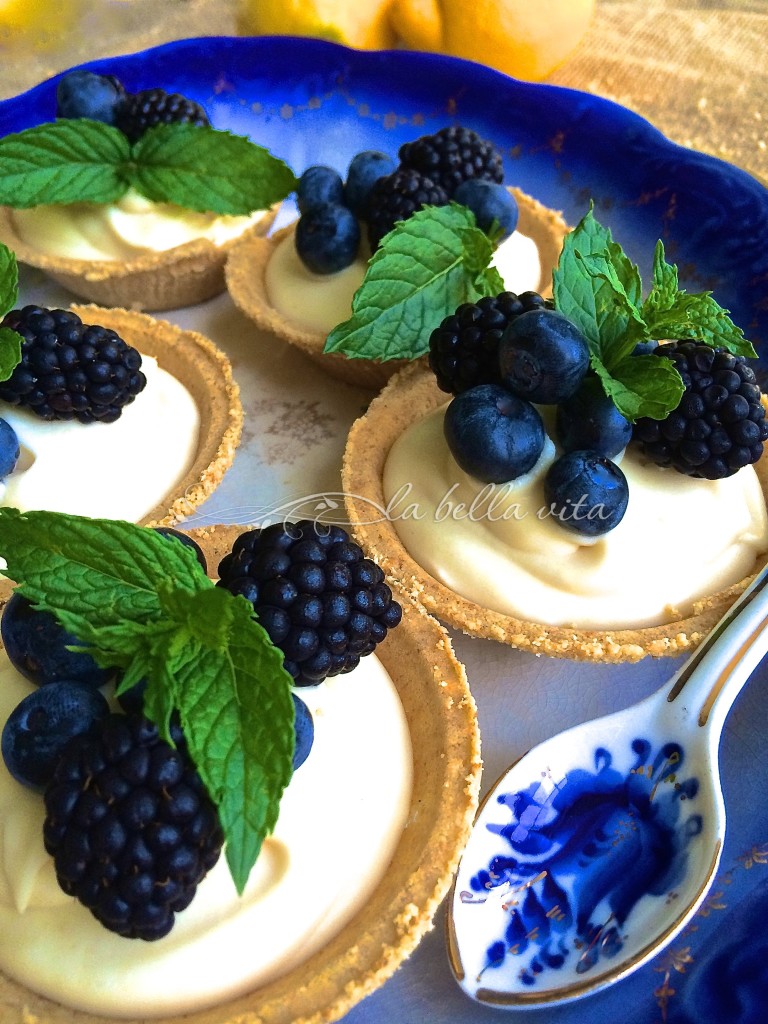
[238, 0, 594, 82]
[237, 0, 398, 50]
[0, 0, 81, 49]
[393, 0, 595, 81]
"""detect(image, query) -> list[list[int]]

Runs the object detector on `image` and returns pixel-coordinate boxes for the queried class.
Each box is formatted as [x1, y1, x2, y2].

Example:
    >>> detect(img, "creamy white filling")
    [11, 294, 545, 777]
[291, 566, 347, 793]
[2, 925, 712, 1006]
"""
[265, 226, 542, 334]
[383, 405, 768, 629]
[0, 357, 200, 522]
[0, 654, 412, 1017]
[11, 189, 266, 261]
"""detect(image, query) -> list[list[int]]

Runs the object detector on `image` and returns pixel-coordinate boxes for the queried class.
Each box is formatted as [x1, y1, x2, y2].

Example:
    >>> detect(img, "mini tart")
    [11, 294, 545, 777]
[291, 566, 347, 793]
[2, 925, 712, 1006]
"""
[225, 187, 568, 390]
[70, 304, 242, 527]
[342, 362, 768, 664]
[0, 523, 481, 1024]
[0, 206, 277, 312]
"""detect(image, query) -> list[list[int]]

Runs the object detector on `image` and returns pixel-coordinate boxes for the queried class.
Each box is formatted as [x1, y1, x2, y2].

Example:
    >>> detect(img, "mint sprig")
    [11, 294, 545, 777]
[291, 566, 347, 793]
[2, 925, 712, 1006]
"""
[0, 508, 295, 895]
[0, 119, 298, 215]
[553, 206, 756, 420]
[324, 203, 504, 361]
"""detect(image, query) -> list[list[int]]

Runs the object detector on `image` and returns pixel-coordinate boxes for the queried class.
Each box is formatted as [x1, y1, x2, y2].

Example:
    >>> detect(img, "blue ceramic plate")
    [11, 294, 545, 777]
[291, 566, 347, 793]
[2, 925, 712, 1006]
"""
[1, 38, 767, 1024]
[1, 35, 768, 369]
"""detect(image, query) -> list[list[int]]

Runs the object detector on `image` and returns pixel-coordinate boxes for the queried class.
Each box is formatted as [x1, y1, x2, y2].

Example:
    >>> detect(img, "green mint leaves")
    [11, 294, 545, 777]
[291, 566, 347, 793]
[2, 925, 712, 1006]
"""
[0, 509, 295, 895]
[553, 207, 755, 420]
[324, 203, 504, 361]
[0, 241, 21, 383]
[0, 119, 297, 215]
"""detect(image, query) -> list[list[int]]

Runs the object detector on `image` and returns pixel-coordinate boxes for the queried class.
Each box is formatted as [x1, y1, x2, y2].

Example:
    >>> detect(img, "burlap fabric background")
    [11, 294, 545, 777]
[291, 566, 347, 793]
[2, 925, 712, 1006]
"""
[0, 0, 765, 183]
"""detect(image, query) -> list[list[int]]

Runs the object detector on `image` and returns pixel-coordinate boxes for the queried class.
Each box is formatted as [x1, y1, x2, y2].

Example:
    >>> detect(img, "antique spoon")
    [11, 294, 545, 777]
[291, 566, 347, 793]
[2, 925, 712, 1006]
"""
[447, 561, 768, 1009]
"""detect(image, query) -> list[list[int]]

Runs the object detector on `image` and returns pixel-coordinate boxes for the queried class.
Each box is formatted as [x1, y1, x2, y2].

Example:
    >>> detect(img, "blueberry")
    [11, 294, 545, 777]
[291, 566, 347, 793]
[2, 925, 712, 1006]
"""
[292, 693, 314, 770]
[55, 70, 126, 125]
[344, 150, 395, 218]
[556, 377, 632, 458]
[296, 165, 344, 214]
[1, 592, 113, 688]
[0, 417, 19, 478]
[499, 308, 590, 404]
[152, 526, 207, 574]
[1, 681, 109, 790]
[444, 384, 545, 483]
[632, 339, 659, 356]
[543, 450, 629, 537]
[453, 180, 519, 239]
[295, 203, 361, 275]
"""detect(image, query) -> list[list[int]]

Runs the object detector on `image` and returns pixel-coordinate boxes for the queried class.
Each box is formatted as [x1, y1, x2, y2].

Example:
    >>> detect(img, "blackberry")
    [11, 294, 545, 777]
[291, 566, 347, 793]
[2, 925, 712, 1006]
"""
[632, 341, 768, 480]
[429, 291, 549, 395]
[43, 713, 223, 941]
[216, 521, 402, 685]
[118, 88, 209, 144]
[0, 306, 146, 423]
[366, 168, 449, 251]
[398, 126, 504, 195]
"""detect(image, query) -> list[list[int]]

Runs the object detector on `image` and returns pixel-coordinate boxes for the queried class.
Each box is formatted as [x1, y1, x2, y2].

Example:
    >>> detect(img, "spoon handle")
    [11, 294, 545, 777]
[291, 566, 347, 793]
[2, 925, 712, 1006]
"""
[667, 561, 768, 732]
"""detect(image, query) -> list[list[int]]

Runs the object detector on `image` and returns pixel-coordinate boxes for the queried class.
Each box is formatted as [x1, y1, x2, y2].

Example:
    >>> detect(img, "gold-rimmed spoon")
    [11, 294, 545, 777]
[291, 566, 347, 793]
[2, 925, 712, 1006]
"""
[447, 562, 768, 1009]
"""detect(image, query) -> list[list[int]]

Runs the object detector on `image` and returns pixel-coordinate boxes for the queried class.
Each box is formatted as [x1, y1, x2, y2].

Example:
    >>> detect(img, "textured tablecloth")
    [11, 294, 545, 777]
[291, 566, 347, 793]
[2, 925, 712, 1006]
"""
[0, 0, 765, 184]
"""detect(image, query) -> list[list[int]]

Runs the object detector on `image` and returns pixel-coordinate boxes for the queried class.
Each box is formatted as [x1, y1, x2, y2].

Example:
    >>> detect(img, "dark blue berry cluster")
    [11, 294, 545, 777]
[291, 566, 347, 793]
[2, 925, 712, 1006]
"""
[55, 70, 209, 143]
[216, 520, 402, 685]
[367, 126, 514, 252]
[0, 306, 146, 423]
[633, 342, 768, 480]
[294, 151, 395, 274]
[43, 713, 223, 940]
[434, 296, 632, 537]
[294, 126, 516, 273]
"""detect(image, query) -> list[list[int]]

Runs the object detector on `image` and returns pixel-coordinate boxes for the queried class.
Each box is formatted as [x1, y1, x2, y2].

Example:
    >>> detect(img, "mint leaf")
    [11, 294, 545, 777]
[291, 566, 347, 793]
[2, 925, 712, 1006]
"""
[129, 124, 297, 215]
[324, 203, 500, 361]
[0, 329, 22, 383]
[0, 120, 297, 215]
[166, 590, 294, 893]
[0, 509, 295, 894]
[592, 352, 684, 422]
[0, 119, 130, 207]
[690, 294, 756, 356]
[0, 508, 207, 629]
[0, 243, 21, 382]
[643, 239, 679, 316]
[554, 207, 759, 421]
[553, 205, 642, 349]
[573, 249, 648, 366]
[0, 241, 18, 316]
[642, 240, 756, 357]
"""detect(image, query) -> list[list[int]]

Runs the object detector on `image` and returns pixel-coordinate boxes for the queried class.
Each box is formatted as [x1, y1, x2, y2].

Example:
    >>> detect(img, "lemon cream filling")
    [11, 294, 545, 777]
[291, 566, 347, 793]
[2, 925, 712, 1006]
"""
[10, 189, 266, 261]
[382, 405, 768, 629]
[265, 226, 542, 335]
[0, 653, 412, 1017]
[0, 356, 200, 522]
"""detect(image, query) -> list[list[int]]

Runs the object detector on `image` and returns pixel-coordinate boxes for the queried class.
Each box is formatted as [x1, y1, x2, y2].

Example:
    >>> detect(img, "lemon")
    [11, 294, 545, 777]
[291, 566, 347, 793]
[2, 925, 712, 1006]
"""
[393, 0, 595, 81]
[388, 0, 441, 52]
[239, 0, 593, 82]
[237, 0, 397, 50]
[0, 0, 81, 48]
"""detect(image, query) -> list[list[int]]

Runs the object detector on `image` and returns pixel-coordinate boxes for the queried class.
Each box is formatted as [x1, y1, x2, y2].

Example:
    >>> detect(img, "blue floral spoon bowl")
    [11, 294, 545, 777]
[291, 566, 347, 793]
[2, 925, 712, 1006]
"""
[447, 561, 768, 1009]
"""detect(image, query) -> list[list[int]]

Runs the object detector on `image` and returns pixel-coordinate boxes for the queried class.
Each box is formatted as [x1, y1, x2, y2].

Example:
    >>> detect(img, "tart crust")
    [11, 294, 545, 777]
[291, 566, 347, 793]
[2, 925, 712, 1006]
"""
[342, 362, 768, 664]
[70, 304, 242, 527]
[225, 187, 569, 390]
[0, 523, 481, 1024]
[0, 205, 277, 312]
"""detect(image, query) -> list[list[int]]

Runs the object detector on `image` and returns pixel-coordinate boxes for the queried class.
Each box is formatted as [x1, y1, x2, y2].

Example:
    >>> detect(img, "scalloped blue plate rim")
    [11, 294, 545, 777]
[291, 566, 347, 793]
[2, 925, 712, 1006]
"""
[1, 34, 767, 364]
